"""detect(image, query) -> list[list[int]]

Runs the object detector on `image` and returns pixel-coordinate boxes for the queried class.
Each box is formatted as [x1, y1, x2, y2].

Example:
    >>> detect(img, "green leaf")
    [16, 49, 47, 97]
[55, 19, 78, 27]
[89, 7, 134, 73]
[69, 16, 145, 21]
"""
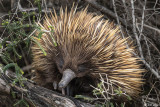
[2, 63, 16, 72]
[11, 91, 16, 99]
[0, 55, 9, 64]
[75, 95, 93, 101]
[110, 102, 114, 107]
[38, 31, 44, 38]
[127, 95, 132, 101]
[0, 43, 2, 49]
[48, 33, 57, 46]
[31, 36, 47, 56]
[13, 47, 22, 59]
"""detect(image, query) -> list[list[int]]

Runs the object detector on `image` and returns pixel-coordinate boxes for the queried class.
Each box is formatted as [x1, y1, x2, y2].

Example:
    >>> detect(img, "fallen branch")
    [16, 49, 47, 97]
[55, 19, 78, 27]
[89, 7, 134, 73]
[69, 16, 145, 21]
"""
[84, 0, 127, 27]
[0, 67, 94, 107]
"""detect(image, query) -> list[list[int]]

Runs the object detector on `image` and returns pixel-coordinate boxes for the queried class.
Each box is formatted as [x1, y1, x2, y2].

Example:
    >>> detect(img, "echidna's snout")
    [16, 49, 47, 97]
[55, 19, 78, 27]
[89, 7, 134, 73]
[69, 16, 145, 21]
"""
[58, 69, 76, 88]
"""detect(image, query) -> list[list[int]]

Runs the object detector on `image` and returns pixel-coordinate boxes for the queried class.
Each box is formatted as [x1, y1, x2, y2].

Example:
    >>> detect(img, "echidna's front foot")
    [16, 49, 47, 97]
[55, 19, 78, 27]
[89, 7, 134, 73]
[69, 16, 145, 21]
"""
[62, 84, 74, 96]
[53, 81, 73, 96]
[66, 84, 73, 96]
[53, 81, 62, 91]
[61, 88, 65, 95]
[53, 81, 58, 90]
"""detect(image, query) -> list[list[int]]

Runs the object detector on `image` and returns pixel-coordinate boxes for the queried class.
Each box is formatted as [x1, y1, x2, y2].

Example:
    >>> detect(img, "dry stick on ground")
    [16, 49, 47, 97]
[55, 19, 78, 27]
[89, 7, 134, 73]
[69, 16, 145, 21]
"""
[0, 68, 94, 107]
[139, 0, 146, 41]
[84, 0, 127, 27]
[112, 0, 128, 46]
[137, 23, 160, 34]
[112, 0, 124, 38]
[16, 0, 52, 13]
[130, 0, 144, 60]
[137, 0, 152, 62]
[136, 25, 152, 62]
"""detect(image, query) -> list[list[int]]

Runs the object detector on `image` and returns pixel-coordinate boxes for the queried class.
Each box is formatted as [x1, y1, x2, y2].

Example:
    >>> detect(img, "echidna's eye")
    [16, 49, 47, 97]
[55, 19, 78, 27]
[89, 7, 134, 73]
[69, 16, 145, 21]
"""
[78, 65, 86, 72]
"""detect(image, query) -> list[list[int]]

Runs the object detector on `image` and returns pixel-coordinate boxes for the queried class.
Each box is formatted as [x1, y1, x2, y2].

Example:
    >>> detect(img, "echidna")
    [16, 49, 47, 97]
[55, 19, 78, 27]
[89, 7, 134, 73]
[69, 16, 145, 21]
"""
[31, 6, 144, 100]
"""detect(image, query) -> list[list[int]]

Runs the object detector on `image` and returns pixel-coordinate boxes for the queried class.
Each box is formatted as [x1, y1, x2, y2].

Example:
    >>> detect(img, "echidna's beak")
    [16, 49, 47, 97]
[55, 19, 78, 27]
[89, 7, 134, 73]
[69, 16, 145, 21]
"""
[58, 69, 76, 89]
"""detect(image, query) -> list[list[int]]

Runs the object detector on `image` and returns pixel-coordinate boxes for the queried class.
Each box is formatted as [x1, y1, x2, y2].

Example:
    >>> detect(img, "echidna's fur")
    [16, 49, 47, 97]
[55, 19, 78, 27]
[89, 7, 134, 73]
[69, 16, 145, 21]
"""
[32, 6, 144, 100]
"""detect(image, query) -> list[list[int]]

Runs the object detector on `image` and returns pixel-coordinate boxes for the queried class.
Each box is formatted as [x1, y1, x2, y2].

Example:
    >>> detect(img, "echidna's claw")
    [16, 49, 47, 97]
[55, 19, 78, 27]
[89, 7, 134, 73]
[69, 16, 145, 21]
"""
[59, 84, 74, 96]
[54, 81, 66, 95]
[66, 84, 73, 96]
[53, 81, 58, 90]
[66, 85, 70, 96]
[62, 88, 65, 95]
